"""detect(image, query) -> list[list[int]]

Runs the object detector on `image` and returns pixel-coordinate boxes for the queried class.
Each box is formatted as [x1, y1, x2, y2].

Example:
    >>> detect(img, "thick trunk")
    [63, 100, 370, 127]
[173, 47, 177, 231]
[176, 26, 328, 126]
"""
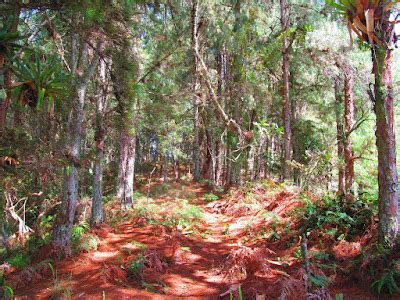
[117, 131, 128, 199]
[118, 129, 136, 210]
[91, 145, 104, 225]
[52, 36, 101, 255]
[334, 80, 345, 195]
[280, 0, 292, 180]
[374, 46, 398, 246]
[343, 63, 355, 197]
[52, 85, 86, 255]
[91, 59, 108, 226]
[122, 133, 135, 209]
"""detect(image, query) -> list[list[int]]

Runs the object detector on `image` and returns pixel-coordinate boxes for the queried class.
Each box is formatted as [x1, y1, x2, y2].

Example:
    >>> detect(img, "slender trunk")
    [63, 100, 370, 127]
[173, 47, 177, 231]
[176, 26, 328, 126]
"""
[192, 0, 201, 181]
[0, 54, 5, 128]
[91, 58, 108, 226]
[343, 62, 355, 198]
[334, 80, 345, 195]
[280, 0, 292, 181]
[163, 152, 168, 182]
[247, 145, 255, 181]
[202, 129, 213, 179]
[373, 46, 398, 246]
[215, 139, 223, 187]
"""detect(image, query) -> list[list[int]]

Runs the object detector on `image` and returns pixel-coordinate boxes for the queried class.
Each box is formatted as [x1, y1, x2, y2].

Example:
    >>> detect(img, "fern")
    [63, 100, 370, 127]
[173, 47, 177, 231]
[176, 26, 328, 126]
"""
[71, 221, 89, 240]
[309, 274, 331, 288]
[371, 269, 400, 295]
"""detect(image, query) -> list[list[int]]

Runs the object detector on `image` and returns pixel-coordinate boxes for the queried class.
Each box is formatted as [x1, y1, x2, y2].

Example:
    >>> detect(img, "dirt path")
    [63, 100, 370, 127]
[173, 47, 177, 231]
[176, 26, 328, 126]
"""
[13, 181, 257, 299]
[11, 180, 386, 300]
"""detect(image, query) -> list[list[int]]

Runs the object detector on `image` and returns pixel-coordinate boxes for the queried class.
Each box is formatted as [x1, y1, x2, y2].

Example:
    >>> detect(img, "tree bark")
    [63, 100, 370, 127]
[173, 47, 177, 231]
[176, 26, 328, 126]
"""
[91, 57, 108, 226]
[52, 35, 101, 255]
[122, 133, 136, 209]
[280, 0, 292, 181]
[52, 85, 87, 255]
[191, 0, 201, 181]
[117, 131, 128, 199]
[0, 8, 20, 129]
[373, 45, 398, 246]
[334, 80, 345, 195]
[163, 151, 168, 182]
[343, 62, 355, 198]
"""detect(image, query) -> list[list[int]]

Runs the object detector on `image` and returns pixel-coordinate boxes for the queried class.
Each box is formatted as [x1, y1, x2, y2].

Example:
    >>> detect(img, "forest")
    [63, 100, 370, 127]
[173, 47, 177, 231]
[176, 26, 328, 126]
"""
[0, 0, 400, 299]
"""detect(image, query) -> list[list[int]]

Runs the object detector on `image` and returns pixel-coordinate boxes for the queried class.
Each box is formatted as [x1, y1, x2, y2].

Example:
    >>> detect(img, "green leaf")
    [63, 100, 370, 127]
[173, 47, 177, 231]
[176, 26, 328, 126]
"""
[326, 0, 348, 11]
[37, 88, 45, 111]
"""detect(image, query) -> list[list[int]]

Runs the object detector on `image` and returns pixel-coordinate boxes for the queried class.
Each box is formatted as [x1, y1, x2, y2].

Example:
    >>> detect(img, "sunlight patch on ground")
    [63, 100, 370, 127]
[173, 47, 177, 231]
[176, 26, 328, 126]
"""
[91, 251, 119, 262]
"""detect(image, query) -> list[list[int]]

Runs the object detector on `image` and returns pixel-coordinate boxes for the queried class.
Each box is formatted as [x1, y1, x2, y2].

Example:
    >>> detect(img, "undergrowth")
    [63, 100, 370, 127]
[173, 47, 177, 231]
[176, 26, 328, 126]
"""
[297, 193, 374, 240]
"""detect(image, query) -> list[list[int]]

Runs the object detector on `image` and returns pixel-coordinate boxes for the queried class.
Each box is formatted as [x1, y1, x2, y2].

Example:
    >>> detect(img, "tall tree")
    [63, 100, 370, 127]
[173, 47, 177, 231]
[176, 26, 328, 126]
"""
[114, 36, 141, 210]
[191, 0, 201, 182]
[328, 0, 399, 246]
[0, 7, 21, 129]
[91, 54, 108, 226]
[334, 79, 345, 194]
[342, 61, 355, 198]
[280, 0, 292, 180]
[52, 26, 102, 255]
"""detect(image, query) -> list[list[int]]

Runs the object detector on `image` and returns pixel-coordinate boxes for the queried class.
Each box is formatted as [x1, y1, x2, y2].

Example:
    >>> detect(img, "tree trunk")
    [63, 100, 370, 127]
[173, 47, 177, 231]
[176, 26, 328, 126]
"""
[117, 131, 128, 199]
[334, 80, 345, 195]
[247, 145, 255, 181]
[163, 152, 168, 182]
[373, 46, 398, 246]
[0, 8, 20, 129]
[343, 62, 355, 198]
[280, 0, 292, 181]
[192, 0, 201, 182]
[122, 133, 136, 209]
[91, 58, 108, 226]
[52, 36, 101, 255]
[52, 85, 87, 255]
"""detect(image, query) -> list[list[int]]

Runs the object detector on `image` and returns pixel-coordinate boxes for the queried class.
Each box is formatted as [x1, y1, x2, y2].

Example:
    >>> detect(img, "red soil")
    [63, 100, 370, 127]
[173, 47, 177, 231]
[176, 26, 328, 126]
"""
[7, 181, 397, 299]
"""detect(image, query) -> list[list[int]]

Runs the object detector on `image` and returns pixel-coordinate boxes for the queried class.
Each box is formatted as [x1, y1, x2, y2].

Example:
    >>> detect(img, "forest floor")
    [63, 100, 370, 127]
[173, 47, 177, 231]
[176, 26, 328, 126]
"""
[7, 178, 397, 299]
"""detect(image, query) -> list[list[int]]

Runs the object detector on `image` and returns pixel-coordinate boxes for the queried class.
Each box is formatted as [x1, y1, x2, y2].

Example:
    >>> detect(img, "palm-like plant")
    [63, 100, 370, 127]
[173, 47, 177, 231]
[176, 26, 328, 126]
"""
[327, 0, 399, 46]
[327, 0, 400, 247]
[0, 17, 22, 63]
[12, 54, 70, 115]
